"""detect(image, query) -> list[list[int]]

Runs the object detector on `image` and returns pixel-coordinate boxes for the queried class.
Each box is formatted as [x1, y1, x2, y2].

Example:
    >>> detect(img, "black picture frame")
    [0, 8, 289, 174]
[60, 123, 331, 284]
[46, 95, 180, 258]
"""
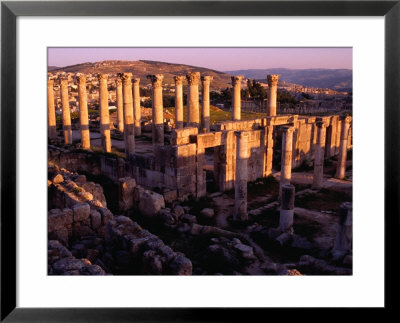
[1, 0, 398, 321]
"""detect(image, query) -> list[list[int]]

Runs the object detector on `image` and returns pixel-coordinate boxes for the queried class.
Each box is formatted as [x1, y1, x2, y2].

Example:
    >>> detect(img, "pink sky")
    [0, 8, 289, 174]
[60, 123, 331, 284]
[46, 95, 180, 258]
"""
[48, 47, 352, 71]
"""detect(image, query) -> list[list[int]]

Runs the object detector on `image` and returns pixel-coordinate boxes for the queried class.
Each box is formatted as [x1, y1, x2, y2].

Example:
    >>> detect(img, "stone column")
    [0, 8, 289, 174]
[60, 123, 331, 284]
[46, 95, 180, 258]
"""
[98, 74, 111, 153]
[279, 184, 295, 233]
[280, 126, 294, 193]
[234, 131, 250, 221]
[267, 74, 280, 116]
[186, 72, 200, 128]
[115, 78, 124, 132]
[121, 73, 135, 156]
[264, 125, 274, 176]
[231, 76, 243, 121]
[335, 115, 351, 179]
[333, 202, 352, 259]
[201, 75, 213, 132]
[174, 75, 185, 129]
[147, 74, 164, 146]
[312, 120, 327, 188]
[47, 79, 57, 139]
[132, 77, 141, 136]
[76, 74, 90, 149]
[59, 77, 72, 144]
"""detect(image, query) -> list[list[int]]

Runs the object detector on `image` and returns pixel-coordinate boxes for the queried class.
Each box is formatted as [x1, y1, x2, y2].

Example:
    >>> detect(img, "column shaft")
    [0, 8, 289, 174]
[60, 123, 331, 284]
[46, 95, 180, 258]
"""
[98, 74, 111, 153]
[267, 74, 280, 116]
[312, 120, 326, 188]
[234, 131, 249, 221]
[335, 116, 351, 179]
[48, 79, 57, 139]
[201, 76, 213, 132]
[121, 73, 135, 155]
[231, 76, 243, 121]
[148, 74, 164, 146]
[132, 78, 141, 136]
[186, 72, 200, 127]
[174, 76, 184, 129]
[279, 184, 295, 232]
[60, 78, 72, 144]
[116, 79, 124, 132]
[77, 74, 90, 149]
[280, 126, 294, 193]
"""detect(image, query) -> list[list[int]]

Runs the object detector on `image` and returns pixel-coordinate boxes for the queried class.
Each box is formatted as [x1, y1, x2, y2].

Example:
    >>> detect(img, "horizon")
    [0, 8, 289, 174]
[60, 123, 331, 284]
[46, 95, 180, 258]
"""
[48, 47, 352, 71]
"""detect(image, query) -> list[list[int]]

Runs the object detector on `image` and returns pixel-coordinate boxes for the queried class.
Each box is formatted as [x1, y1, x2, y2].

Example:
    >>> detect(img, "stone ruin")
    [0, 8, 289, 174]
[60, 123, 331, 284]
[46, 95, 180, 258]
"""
[47, 72, 353, 275]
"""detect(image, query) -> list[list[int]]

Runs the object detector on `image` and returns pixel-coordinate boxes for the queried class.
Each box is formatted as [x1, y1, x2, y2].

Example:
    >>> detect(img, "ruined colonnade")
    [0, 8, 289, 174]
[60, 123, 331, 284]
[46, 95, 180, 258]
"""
[76, 74, 91, 149]
[233, 131, 250, 221]
[186, 72, 201, 128]
[121, 73, 135, 155]
[312, 120, 327, 188]
[335, 115, 352, 179]
[115, 78, 124, 133]
[59, 77, 72, 144]
[148, 74, 164, 148]
[174, 76, 185, 129]
[98, 74, 112, 153]
[201, 76, 213, 132]
[231, 76, 243, 121]
[267, 74, 279, 117]
[47, 79, 57, 139]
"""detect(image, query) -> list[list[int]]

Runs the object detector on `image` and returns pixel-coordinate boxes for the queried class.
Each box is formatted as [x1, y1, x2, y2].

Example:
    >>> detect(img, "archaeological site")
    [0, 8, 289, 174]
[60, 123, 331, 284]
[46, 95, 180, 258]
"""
[47, 63, 353, 276]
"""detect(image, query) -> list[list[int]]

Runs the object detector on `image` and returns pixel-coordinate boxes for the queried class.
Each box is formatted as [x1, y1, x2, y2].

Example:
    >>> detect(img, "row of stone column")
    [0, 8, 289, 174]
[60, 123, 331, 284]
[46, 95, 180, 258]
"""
[231, 74, 280, 120]
[48, 73, 143, 156]
[233, 115, 351, 221]
[172, 73, 214, 132]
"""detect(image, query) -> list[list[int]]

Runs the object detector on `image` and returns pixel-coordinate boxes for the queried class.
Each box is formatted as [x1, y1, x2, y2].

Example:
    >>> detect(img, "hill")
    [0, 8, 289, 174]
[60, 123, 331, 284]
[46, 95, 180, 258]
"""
[50, 60, 233, 89]
[224, 68, 352, 90]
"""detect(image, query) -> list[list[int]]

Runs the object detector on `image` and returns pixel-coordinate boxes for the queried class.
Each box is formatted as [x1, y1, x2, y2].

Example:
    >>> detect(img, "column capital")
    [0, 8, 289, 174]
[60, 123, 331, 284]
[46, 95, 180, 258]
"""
[267, 74, 280, 86]
[132, 77, 140, 84]
[231, 75, 244, 86]
[119, 72, 132, 82]
[186, 72, 200, 85]
[174, 75, 185, 85]
[201, 75, 213, 84]
[76, 73, 86, 84]
[115, 78, 122, 86]
[147, 74, 164, 87]
[97, 73, 108, 82]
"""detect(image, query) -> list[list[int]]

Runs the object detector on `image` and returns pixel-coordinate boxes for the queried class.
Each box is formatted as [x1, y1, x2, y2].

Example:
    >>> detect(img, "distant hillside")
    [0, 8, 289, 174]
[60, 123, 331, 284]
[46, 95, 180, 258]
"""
[48, 66, 61, 71]
[50, 60, 232, 89]
[224, 68, 352, 90]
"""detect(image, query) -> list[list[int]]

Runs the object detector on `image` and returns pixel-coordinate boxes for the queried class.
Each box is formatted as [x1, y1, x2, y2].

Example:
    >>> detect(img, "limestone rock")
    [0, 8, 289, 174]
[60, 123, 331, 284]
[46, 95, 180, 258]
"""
[118, 177, 136, 211]
[200, 208, 214, 218]
[168, 253, 192, 275]
[52, 174, 64, 184]
[90, 209, 102, 229]
[172, 205, 185, 218]
[72, 203, 90, 222]
[48, 209, 67, 232]
[142, 250, 163, 275]
[138, 190, 165, 218]
[181, 214, 197, 224]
